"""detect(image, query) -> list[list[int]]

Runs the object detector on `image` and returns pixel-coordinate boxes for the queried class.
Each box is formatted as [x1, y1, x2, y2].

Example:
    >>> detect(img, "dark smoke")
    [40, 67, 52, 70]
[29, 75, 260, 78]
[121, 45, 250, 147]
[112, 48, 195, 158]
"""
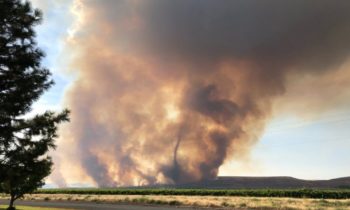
[188, 85, 240, 124]
[56, 0, 350, 186]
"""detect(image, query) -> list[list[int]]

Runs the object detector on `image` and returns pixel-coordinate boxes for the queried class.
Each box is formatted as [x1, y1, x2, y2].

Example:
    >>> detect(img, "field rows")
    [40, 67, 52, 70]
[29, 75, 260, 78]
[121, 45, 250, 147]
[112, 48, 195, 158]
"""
[3, 194, 349, 209]
[35, 188, 350, 199]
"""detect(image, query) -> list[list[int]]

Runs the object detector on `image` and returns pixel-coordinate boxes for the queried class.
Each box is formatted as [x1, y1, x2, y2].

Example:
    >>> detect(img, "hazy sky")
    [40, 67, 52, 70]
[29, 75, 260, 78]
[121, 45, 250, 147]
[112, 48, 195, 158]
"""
[30, 0, 350, 187]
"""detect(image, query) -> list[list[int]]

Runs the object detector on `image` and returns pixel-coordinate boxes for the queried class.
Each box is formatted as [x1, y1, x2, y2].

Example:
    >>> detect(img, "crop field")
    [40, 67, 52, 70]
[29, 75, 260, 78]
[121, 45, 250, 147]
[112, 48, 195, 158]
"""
[2, 189, 350, 209]
[35, 188, 350, 199]
[3, 193, 350, 209]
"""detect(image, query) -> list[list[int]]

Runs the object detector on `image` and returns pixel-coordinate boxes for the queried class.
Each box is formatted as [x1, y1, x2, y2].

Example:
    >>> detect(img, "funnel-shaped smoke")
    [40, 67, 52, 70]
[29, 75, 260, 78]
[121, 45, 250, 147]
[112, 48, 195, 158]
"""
[57, 0, 350, 186]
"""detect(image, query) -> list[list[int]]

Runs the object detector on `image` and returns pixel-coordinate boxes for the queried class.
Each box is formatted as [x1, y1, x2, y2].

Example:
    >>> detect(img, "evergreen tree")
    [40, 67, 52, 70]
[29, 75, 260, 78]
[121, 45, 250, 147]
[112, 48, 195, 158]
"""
[0, 1, 69, 209]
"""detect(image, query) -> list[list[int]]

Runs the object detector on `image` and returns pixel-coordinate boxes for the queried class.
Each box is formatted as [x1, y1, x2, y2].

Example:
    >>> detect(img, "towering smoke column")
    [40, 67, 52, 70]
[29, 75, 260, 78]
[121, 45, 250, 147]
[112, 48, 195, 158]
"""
[56, 0, 350, 186]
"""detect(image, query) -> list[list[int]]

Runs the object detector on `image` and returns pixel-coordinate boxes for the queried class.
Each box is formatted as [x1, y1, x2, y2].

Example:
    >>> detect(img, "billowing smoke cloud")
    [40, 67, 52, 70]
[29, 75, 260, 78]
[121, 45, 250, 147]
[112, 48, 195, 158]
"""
[56, 0, 350, 186]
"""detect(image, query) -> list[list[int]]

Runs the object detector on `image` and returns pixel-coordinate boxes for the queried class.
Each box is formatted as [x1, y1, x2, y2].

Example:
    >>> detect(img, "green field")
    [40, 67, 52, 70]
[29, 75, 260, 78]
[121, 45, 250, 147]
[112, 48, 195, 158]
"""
[35, 188, 350, 199]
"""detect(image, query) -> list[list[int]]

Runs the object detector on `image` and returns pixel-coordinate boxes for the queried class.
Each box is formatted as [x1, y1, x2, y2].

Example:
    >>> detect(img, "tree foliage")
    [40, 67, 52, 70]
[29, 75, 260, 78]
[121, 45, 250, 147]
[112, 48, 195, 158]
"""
[0, 0, 69, 209]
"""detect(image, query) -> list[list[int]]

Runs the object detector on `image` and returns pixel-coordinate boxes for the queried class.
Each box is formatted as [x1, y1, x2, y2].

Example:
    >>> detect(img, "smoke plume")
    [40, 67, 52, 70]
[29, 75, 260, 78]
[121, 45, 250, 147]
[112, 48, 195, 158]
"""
[55, 0, 350, 186]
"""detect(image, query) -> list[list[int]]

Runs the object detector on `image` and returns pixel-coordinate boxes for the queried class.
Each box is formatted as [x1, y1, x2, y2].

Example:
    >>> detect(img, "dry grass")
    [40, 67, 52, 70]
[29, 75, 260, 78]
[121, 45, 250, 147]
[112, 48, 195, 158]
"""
[1, 193, 347, 209]
[0, 205, 74, 210]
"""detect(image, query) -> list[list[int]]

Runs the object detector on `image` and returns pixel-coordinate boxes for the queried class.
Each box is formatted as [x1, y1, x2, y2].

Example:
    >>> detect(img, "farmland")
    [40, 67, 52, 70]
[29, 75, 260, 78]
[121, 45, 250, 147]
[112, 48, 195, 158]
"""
[2, 193, 350, 209]
[2, 188, 350, 209]
[35, 188, 350, 199]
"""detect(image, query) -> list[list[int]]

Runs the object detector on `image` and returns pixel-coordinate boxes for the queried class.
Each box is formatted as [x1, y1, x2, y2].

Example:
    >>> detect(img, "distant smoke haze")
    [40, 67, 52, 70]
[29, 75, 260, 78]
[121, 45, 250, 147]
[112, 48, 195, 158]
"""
[51, 0, 350, 187]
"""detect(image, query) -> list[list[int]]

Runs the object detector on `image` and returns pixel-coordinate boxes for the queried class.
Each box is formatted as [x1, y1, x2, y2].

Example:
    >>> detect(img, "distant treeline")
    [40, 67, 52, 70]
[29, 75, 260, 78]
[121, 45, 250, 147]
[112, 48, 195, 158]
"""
[35, 188, 350, 199]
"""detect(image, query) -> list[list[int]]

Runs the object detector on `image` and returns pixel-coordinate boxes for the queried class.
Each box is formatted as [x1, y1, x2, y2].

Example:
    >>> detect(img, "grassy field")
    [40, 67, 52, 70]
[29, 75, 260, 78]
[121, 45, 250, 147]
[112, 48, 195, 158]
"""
[35, 188, 350, 199]
[2, 192, 350, 209]
[3, 188, 350, 209]
[3, 194, 350, 209]
[0, 205, 73, 210]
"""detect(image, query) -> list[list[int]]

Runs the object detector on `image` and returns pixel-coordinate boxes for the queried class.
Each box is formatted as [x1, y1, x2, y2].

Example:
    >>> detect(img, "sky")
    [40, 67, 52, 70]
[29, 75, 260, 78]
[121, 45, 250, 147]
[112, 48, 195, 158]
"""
[29, 0, 350, 187]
